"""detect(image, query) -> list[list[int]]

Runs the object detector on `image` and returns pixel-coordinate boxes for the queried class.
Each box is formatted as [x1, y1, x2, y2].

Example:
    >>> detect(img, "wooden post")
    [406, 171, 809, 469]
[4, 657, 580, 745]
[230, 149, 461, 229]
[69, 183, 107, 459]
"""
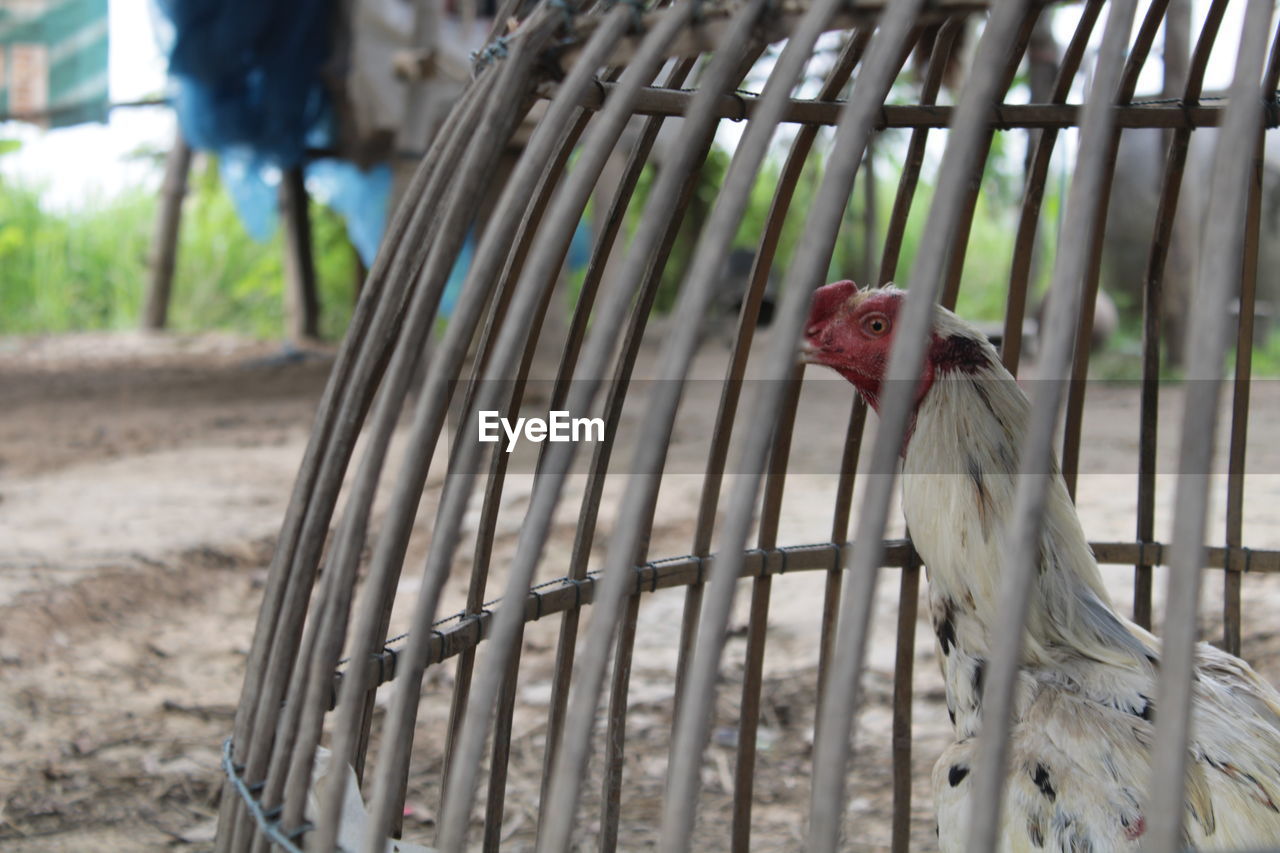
[142, 131, 192, 330]
[280, 165, 321, 341]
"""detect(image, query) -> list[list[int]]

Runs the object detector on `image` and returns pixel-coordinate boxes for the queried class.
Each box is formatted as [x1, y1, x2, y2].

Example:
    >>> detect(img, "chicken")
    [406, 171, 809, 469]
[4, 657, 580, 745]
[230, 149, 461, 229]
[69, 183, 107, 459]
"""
[801, 280, 1280, 851]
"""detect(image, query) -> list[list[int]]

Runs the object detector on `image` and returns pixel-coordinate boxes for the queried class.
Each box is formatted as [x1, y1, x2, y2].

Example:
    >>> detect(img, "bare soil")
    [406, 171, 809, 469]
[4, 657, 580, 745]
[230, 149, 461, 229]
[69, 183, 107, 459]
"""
[3, 331, 1280, 852]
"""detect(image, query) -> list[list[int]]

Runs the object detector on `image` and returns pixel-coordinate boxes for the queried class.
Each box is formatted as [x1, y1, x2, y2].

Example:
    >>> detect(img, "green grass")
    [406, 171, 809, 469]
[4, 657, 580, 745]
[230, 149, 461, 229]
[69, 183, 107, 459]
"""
[0, 183, 153, 332]
[0, 156, 358, 340]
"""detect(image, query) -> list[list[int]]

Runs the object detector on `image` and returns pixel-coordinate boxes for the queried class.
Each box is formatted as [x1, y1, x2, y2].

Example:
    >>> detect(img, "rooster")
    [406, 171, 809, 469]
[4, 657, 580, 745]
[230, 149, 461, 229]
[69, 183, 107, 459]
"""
[801, 281, 1280, 851]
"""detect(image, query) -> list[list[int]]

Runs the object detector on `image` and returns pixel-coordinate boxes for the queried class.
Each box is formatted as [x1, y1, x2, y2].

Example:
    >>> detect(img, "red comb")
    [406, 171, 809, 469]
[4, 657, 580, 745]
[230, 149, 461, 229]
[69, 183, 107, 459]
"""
[807, 280, 859, 328]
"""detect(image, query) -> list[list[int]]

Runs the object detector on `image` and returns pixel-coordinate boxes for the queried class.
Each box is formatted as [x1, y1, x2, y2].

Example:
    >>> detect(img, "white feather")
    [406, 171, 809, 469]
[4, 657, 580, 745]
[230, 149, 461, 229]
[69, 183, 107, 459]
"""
[899, 305, 1280, 851]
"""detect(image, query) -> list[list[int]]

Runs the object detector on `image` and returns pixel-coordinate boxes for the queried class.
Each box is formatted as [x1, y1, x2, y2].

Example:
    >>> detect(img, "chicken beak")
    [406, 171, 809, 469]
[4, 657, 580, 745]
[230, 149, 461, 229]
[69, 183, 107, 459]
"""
[798, 338, 824, 366]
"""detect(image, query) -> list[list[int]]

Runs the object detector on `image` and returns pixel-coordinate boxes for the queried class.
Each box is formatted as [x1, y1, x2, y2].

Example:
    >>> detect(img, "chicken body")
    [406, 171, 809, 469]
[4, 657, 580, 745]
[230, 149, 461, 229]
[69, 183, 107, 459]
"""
[803, 282, 1280, 851]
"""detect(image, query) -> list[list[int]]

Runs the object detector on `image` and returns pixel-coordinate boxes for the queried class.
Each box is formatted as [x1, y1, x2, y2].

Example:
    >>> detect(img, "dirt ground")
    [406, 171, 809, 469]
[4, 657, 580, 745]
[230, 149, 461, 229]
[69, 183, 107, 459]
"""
[4, 330, 1280, 852]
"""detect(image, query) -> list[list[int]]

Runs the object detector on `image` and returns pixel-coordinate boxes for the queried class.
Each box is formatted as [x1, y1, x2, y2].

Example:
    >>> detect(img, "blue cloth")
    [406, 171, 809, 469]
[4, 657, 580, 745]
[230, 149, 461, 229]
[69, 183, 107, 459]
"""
[154, 0, 390, 265]
[308, 159, 391, 266]
[157, 0, 331, 164]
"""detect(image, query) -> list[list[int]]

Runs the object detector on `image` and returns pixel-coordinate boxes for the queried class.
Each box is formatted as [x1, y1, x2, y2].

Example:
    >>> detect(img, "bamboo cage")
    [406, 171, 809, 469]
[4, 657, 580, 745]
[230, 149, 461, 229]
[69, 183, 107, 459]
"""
[215, 0, 1280, 849]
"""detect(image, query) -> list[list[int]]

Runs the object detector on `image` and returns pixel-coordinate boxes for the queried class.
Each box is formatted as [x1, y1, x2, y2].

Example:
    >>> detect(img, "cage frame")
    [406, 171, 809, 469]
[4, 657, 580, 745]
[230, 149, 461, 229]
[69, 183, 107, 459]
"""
[213, 0, 1280, 850]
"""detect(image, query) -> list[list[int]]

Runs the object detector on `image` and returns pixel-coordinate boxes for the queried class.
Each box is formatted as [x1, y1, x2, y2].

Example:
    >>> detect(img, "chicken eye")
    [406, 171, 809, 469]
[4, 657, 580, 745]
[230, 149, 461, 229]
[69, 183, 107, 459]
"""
[862, 313, 890, 337]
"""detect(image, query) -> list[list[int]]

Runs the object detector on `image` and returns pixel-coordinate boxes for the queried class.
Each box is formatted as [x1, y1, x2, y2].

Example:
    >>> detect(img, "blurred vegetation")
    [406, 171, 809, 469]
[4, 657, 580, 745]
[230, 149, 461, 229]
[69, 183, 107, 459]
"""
[628, 130, 1058, 325]
[0, 115, 1069, 352]
[8, 127, 1279, 380]
[0, 148, 358, 340]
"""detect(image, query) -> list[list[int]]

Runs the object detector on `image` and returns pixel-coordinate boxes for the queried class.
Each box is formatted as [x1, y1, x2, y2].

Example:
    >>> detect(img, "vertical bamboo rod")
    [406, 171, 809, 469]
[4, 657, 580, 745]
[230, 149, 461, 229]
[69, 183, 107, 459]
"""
[800, 30, 957, 831]
[862, 140, 878, 286]
[525, 25, 746, 843]
[517, 53, 710, 848]
[965, 0, 1139, 847]
[820, 21, 958, 850]
[1134, 0, 1232, 631]
[731, 366, 804, 852]
[802, 0, 1026, 847]
[345, 100, 525, 792]
[676, 24, 871, 745]
[873, 27, 961, 846]
[587, 135, 722, 847]
[391, 5, 639, 838]
[598, 587, 643, 852]
[817, 400, 864, 709]
[1059, 0, 1173, 499]
[1223, 22, 1280, 656]
[890, 545, 921, 853]
[1141, 2, 1272, 847]
[550, 3, 904, 849]
[483, 641, 526, 852]
[471, 87, 647, 845]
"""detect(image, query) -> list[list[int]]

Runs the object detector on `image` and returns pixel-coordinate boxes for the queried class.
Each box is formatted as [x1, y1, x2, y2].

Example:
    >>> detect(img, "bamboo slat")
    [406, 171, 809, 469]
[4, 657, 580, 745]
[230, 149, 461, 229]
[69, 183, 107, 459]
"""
[965, 1, 1140, 847]
[544, 81, 1248, 130]
[1132, 0, 1231, 632]
[1141, 3, 1275, 848]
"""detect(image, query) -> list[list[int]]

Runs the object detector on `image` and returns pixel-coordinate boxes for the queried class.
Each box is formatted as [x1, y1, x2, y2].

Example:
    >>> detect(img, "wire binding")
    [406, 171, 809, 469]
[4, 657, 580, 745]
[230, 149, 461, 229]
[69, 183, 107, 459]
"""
[471, 36, 511, 72]
[221, 738, 307, 853]
[827, 541, 843, 570]
[566, 576, 589, 607]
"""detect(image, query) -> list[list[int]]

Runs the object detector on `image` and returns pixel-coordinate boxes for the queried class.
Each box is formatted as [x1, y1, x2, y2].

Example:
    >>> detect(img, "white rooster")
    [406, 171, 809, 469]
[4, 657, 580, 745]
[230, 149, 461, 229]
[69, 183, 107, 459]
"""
[801, 281, 1280, 851]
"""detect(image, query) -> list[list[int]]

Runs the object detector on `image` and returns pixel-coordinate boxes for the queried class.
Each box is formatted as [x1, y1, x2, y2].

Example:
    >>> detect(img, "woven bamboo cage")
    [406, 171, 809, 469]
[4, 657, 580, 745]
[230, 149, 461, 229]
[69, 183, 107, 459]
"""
[215, 0, 1280, 849]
